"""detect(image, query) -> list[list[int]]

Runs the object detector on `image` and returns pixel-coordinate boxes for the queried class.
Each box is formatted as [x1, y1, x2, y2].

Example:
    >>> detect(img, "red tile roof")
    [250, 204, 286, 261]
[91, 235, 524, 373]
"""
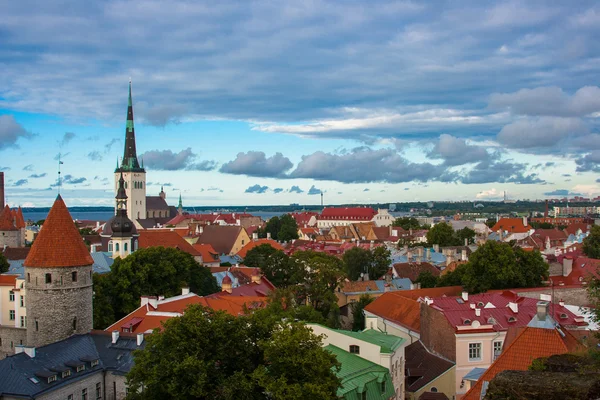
[24, 195, 94, 268]
[491, 218, 530, 234]
[0, 205, 17, 231]
[209, 276, 276, 298]
[393, 262, 441, 282]
[290, 212, 318, 227]
[463, 326, 583, 400]
[564, 223, 591, 236]
[236, 239, 284, 258]
[192, 243, 220, 264]
[13, 207, 25, 229]
[138, 231, 201, 257]
[0, 275, 17, 286]
[549, 256, 600, 287]
[339, 280, 380, 293]
[1, 247, 30, 260]
[318, 207, 377, 221]
[105, 292, 267, 333]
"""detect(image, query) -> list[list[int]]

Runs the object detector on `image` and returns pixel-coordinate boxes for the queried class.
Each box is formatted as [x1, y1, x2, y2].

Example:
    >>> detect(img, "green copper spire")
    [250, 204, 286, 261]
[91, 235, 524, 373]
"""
[117, 79, 144, 173]
[178, 193, 183, 208]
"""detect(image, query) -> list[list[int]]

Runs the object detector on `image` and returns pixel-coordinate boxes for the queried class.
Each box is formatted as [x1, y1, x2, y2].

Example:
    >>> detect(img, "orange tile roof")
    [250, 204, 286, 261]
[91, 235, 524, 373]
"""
[491, 218, 530, 234]
[192, 243, 220, 263]
[364, 286, 463, 333]
[105, 293, 266, 333]
[236, 239, 283, 258]
[24, 195, 94, 268]
[463, 326, 584, 400]
[0, 205, 17, 231]
[14, 207, 25, 229]
[340, 280, 380, 293]
[0, 275, 17, 286]
[138, 230, 201, 257]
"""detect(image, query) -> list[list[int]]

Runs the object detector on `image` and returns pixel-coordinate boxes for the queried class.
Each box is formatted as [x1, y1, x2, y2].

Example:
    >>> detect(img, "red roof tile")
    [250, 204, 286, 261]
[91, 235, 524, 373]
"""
[491, 218, 530, 234]
[1, 247, 30, 260]
[463, 326, 583, 400]
[14, 207, 25, 229]
[24, 196, 94, 268]
[192, 243, 220, 263]
[290, 212, 318, 227]
[564, 223, 591, 236]
[393, 262, 440, 282]
[0, 275, 17, 286]
[0, 205, 17, 231]
[319, 207, 377, 221]
[138, 231, 201, 257]
[236, 239, 284, 258]
[549, 256, 600, 287]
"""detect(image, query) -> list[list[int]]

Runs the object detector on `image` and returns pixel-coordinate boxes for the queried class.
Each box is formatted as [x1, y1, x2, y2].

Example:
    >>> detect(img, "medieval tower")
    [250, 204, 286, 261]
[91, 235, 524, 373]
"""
[110, 173, 138, 259]
[23, 195, 94, 348]
[115, 80, 146, 221]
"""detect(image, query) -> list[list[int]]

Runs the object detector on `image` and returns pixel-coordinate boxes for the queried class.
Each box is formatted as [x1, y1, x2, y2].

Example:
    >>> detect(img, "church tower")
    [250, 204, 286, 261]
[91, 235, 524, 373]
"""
[115, 80, 146, 221]
[23, 195, 94, 348]
[178, 193, 183, 215]
[109, 173, 138, 259]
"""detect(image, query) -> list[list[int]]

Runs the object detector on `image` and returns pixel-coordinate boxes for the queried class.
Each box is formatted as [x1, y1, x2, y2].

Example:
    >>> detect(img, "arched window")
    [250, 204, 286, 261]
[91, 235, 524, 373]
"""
[108, 242, 113, 252]
[431, 387, 438, 393]
[115, 243, 119, 252]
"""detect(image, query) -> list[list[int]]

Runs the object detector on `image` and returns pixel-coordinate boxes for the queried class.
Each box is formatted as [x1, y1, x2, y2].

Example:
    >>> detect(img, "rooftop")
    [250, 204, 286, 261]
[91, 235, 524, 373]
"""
[405, 340, 454, 393]
[314, 325, 405, 354]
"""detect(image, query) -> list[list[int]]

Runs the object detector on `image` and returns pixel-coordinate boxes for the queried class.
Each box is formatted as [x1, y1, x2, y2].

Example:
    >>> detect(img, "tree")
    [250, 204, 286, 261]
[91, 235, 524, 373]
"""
[392, 217, 421, 230]
[265, 216, 282, 240]
[583, 225, 600, 259]
[243, 243, 279, 270]
[260, 250, 305, 288]
[351, 294, 373, 331]
[343, 247, 372, 280]
[370, 246, 392, 279]
[415, 271, 439, 288]
[92, 247, 219, 329]
[125, 305, 340, 400]
[426, 222, 458, 246]
[0, 252, 9, 274]
[278, 214, 299, 242]
[456, 227, 476, 245]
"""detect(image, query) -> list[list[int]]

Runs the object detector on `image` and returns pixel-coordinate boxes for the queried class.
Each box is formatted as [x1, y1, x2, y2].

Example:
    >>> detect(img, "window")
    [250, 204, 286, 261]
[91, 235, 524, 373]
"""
[35, 319, 39, 331]
[72, 271, 78, 282]
[63, 370, 71, 378]
[27, 273, 30, 283]
[48, 375, 57, 383]
[108, 242, 113, 252]
[96, 382, 102, 399]
[361, 390, 367, 400]
[20, 316, 25, 327]
[493, 341, 503, 360]
[77, 365, 85, 372]
[115, 243, 119, 252]
[82, 388, 88, 400]
[468, 343, 481, 361]
[91, 359, 99, 367]
[72, 317, 77, 331]
[381, 380, 386, 393]
[45, 273, 51, 284]
[9, 291, 14, 301]
[9, 310, 15, 321]
[431, 387, 438, 392]
[124, 243, 128, 251]
[349, 345, 360, 354]
[68, 395, 73, 400]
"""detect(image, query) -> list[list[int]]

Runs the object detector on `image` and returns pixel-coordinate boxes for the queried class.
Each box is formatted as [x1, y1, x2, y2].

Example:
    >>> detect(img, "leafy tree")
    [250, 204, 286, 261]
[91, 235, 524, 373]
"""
[530, 221, 554, 229]
[415, 271, 439, 288]
[426, 222, 458, 246]
[455, 227, 476, 245]
[243, 243, 279, 269]
[78, 227, 98, 236]
[259, 250, 305, 288]
[92, 273, 116, 329]
[583, 225, 600, 259]
[265, 216, 282, 240]
[0, 252, 9, 274]
[125, 305, 340, 400]
[436, 263, 467, 288]
[370, 246, 392, 279]
[392, 217, 421, 230]
[343, 247, 372, 280]
[278, 214, 299, 242]
[351, 294, 374, 331]
[92, 247, 219, 329]
[485, 218, 496, 229]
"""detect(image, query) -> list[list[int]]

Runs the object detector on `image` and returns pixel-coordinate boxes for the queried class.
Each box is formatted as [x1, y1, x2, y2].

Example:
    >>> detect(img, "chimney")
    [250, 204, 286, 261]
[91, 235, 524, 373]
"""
[462, 291, 468, 302]
[252, 232, 258, 241]
[140, 296, 149, 307]
[523, 216, 528, 227]
[461, 249, 467, 261]
[136, 333, 144, 346]
[267, 232, 271, 240]
[407, 250, 413, 261]
[464, 238, 468, 246]
[148, 297, 158, 308]
[508, 302, 518, 313]
[536, 301, 549, 321]
[198, 226, 204, 235]
[112, 330, 119, 344]
[426, 248, 431, 260]
[417, 247, 424, 258]
[181, 287, 190, 296]
[446, 254, 454, 267]
[370, 240, 374, 249]
[403, 244, 409, 253]
[562, 257, 573, 277]
[222, 279, 232, 293]
[0, 171, 4, 208]
[251, 268, 262, 284]
[475, 308, 481, 317]
[384, 283, 391, 292]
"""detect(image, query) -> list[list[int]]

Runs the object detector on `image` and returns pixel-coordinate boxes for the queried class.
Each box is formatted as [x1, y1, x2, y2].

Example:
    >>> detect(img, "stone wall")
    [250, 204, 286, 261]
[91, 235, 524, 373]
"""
[0, 326, 26, 359]
[419, 303, 456, 362]
[25, 265, 93, 348]
[0, 230, 20, 248]
[516, 287, 589, 307]
[104, 372, 129, 400]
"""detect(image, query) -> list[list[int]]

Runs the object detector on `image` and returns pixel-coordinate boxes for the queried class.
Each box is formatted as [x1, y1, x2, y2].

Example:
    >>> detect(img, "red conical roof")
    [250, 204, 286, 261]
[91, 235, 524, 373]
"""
[0, 205, 17, 231]
[14, 207, 25, 229]
[24, 195, 93, 268]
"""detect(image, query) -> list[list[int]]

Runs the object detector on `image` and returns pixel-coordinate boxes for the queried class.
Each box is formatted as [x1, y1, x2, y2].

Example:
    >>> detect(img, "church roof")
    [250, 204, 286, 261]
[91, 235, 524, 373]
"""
[146, 196, 169, 211]
[116, 81, 144, 173]
[24, 195, 94, 268]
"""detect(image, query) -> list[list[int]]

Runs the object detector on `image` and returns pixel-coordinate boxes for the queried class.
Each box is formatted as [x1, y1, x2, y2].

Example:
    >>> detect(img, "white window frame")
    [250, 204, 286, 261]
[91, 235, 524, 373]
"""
[468, 342, 482, 362]
[493, 341, 503, 360]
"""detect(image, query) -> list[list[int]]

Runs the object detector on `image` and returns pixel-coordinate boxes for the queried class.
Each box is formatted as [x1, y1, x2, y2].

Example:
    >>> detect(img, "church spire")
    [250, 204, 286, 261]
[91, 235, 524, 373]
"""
[118, 80, 144, 172]
[178, 192, 183, 215]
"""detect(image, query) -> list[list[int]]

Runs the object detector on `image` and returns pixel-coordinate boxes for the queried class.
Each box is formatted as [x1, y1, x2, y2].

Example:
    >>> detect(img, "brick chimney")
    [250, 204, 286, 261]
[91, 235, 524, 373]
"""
[251, 268, 262, 284]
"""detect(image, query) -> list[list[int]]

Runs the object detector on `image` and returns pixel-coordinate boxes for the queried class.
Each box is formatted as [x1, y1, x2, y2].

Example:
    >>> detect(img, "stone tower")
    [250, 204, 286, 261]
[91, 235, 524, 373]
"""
[115, 80, 146, 221]
[23, 195, 94, 348]
[110, 173, 137, 259]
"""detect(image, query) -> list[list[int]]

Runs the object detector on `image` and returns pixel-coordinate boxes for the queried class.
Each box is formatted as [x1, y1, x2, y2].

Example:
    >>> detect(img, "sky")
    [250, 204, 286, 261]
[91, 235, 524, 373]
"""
[1, 0, 600, 207]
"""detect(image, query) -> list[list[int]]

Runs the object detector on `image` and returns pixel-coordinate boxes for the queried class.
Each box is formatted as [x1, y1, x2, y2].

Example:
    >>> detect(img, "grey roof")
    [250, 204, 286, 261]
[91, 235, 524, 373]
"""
[135, 217, 173, 229]
[0, 332, 143, 397]
[463, 367, 486, 382]
[146, 196, 169, 211]
[91, 252, 114, 274]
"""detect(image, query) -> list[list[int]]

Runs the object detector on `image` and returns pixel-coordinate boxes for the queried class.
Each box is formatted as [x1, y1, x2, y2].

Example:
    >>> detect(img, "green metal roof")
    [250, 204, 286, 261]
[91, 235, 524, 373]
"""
[325, 345, 396, 400]
[314, 325, 405, 354]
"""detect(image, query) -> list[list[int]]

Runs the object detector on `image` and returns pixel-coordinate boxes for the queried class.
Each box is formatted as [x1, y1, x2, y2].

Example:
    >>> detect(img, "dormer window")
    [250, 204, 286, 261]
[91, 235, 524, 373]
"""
[91, 360, 99, 367]
[560, 313, 568, 319]
[47, 375, 57, 383]
[62, 370, 71, 378]
[76, 365, 85, 372]
[463, 319, 471, 324]
[508, 316, 517, 323]
[349, 345, 360, 354]
[477, 302, 484, 307]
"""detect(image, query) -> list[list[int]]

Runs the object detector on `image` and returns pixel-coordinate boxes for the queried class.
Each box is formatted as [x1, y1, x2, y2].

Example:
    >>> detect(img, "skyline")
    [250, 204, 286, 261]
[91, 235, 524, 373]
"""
[1, 0, 600, 207]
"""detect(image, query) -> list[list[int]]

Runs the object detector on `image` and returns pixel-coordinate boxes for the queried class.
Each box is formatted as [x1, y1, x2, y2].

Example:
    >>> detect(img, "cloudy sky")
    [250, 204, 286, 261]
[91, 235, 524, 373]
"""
[1, 0, 600, 207]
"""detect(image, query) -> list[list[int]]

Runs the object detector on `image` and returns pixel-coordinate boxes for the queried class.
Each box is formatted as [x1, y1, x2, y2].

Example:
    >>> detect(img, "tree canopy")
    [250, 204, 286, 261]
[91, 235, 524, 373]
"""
[415, 271, 439, 288]
[351, 294, 374, 331]
[426, 222, 457, 246]
[264, 214, 299, 242]
[583, 225, 600, 259]
[437, 241, 549, 293]
[243, 243, 280, 270]
[392, 217, 423, 230]
[0, 252, 9, 274]
[342, 246, 391, 281]
[125, 305, 341, 400]
[93, 247, 219, 329]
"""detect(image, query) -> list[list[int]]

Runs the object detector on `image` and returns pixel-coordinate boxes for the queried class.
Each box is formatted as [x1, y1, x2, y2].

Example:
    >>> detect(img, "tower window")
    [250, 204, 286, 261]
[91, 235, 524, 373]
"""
[35, 319, 39, 331]
[45, 273, 51, 284]
[27, 273, 30, 283]
[72, 271, 78, 282]
[72, 317, 77, 331]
